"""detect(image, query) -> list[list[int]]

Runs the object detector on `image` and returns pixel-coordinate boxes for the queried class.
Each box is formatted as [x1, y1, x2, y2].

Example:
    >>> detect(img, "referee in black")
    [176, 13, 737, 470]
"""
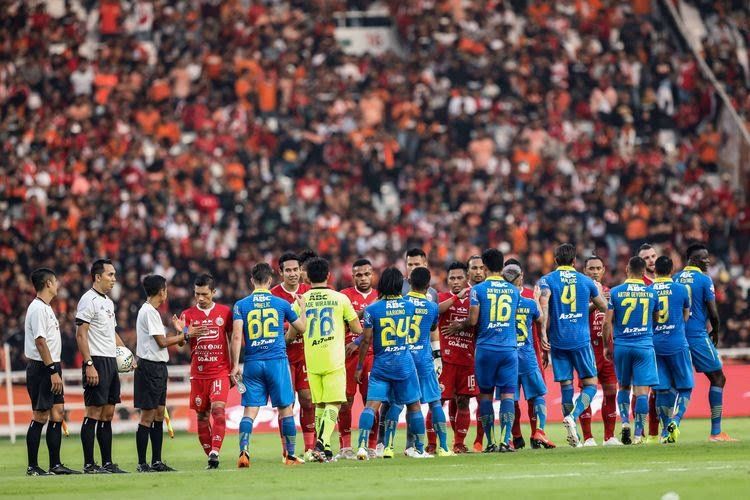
[24, 268, 79, 475]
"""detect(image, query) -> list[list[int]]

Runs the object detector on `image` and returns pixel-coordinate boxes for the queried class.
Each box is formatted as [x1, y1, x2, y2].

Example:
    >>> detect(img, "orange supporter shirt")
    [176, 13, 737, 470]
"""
[150, 78, 171, 103]
[257, 78, 277, 113]
[156, 121, 180, 145]
[513, 148, 541, 182]
[94, 72, 118, 105]
[136, 109, 160, 135]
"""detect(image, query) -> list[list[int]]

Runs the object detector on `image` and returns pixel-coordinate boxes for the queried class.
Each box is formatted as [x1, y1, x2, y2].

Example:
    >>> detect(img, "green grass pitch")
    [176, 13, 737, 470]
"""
[1, 418, 748, 499]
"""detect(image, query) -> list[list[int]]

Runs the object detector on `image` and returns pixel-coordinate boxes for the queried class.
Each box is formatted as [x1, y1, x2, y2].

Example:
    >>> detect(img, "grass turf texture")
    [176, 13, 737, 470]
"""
[1, 418, 747, 499]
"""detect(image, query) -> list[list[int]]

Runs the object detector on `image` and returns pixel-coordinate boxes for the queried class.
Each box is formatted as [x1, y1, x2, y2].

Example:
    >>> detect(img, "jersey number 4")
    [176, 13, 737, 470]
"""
[380, 317, 410, 346]
[561, 284, 576, 312]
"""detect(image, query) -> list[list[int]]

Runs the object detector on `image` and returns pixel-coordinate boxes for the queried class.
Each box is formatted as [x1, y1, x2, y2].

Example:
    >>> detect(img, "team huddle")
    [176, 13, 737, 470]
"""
[22, 242, 736, 474]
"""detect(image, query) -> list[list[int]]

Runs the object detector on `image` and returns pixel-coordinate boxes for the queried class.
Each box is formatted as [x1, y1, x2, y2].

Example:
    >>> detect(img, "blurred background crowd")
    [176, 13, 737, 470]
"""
[1, 0, 748, 368]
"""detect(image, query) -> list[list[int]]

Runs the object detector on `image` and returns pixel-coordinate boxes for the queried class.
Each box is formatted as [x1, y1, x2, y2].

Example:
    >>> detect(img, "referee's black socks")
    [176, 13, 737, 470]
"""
[136, 424, 150, 465]
[27, 420, 44, 468]
[150, 421, 164, 463]
[47, 421, 62, 467]
[97, 420, 113, 464]
[81, 417, 97, 465]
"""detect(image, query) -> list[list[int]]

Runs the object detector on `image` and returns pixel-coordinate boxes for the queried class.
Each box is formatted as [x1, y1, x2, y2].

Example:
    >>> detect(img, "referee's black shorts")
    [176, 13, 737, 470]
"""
[82, 356, 121, 407]
[134, 359, 168, 410]
[26, 361, 64, 411]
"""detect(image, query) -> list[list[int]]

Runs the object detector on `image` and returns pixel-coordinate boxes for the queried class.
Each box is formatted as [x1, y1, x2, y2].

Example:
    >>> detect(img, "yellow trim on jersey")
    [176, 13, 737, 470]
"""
[251, 288, 271, 294]
[556, 266, 576, 271]
[683, 266, 703, 273]
[624, 279, 645, 284]
[654, 277, 673, 283]
[407, 291, 427, 299]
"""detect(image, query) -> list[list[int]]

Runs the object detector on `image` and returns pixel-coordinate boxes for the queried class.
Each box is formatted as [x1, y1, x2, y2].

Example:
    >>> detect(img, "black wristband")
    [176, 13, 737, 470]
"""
[46, 363, 57, 374]
[432, 349, 441, 359]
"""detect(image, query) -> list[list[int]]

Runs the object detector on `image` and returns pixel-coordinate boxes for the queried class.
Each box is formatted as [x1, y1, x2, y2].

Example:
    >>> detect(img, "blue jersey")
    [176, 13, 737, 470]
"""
[516, 296, 540, 375]
[538, 266, 600, 350]
[404, 292, 439, 372]
[608, 279, 658, 347]
[650, 278, 691, 355]
[673, 266, 716, 338]
[233, 289, 298, 361]
[363, 296, 417, 380]
[470, 277, 520, 351]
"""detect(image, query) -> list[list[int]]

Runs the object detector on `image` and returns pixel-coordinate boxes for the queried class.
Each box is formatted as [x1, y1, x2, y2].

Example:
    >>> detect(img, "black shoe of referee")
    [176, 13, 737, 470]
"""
[49, 464, 81, 475]
[83, 463, 108, 474]
[26, 466, 51, 476]
[136, 463, 152, 473]
[150, 461, 176, 472]
[102, 462, 128, 473]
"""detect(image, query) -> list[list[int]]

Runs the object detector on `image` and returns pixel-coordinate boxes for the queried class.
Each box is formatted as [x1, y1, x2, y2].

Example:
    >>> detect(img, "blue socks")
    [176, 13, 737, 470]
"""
[280, 415, 296, 456]
[655, 390, 674, 435]
[674, 389, 692, 426]
[357, 407, 376, 448]
[384, 404, 402, 449]
[617, 389, 631, 425]
[571, 385, 597, 420]
[239, 417, 253, 452]
[634, 394, 648, 437]
[479, 398, 495, 446]
[429, 402, 449, 451]
[561, 384, 574, 416]
[532, 396, 547, 430]
[406, 411, 426, 453]
[499, 398, 515, 445]
[709, 386, 723, 435]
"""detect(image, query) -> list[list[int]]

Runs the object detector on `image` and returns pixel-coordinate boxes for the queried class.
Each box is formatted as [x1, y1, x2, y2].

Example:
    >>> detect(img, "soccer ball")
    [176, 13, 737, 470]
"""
[115, 346, 134, 373]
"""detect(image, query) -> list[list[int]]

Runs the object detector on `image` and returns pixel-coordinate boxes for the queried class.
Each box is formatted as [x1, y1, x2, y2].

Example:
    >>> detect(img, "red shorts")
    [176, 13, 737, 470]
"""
[190, 376, 230, 412]
[290, 360, 310, 392]
[440, 361, 478, 399]
[596, 354, 617, 386]
[345, 353, 373, 400]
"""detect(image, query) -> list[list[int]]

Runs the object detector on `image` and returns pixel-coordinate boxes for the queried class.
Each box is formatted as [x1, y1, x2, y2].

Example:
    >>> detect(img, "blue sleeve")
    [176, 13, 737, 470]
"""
[538, 275, 550, 291]
[430, 305, 439, 330]
[363, 307, 374, 329]
[470, 286, 480, 307]
[531, 301, 540, 321]
[682, 286, 691, 309]
[705, 277, 716, 303]
[283, 300, 299, 323]
[232, 302, 243, 321]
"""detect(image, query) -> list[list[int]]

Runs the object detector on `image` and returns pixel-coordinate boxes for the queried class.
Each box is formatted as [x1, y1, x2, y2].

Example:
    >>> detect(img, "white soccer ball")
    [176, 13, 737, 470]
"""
[115, 346, 134, 373]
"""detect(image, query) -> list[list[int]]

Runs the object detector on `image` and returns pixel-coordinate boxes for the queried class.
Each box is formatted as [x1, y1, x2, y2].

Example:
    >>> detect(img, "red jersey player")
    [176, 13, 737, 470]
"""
[579, 256, 621, 446]
[181, 274, 233, 468]
[337, 258, 378, 459]
[637, 243, 660, 440]
[270, 252, 314, 454]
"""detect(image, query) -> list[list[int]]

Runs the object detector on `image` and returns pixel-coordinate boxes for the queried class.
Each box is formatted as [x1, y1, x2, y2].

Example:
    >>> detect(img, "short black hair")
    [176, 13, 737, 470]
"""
[504, 258, 522, 268]
[278, 252, 300, 270]
[143, 274, 167, 297]
[377, 267, 404, 297]
[686, 243, 708, 261]
[638, 243, 653, 253]
[91, 259, 113, 280]
[352, 258, 372, 268]
[306, 257, 329, 283]
[584, 255, 604, 266]
[481, 248, 504, 272]
[554, 244, 576, 266]
[30, 268, 56, 292]
[194, 273, 215, 290]
[655, 256, 673, 276]
[298, 249, 317, 266]
[410, 267, 431, 291]
[447, 261, 468, 273]
[467, 254, 482, 264]
[405, 247, 427, 259]
[251, 263, 274, 284]
[628, 256, 647, 276]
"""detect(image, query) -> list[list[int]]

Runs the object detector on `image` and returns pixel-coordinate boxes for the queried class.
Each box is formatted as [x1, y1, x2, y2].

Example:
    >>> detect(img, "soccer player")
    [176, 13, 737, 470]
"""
[298, 258, 361, 462]
[467, 254, 487, 452]
[674, 243, 737, 441]
[75, 259, 128, 473]
[501, 263, 556, 449]
[24, 268, 80, 475]
[638, 244, 658, 285]
[271, 252, 315, 455]
[637, 243, 660, 441]
[231, 263, 307, 467]
[650, 256, 693, 443]
[470, 248, 520, 453]
[298, 249, 318, 285]
[338, 259, 378, 459]
[135, 275, 203, 473]
[181, 273, 232, 469]
[354, 268, 429, 460]
[579, 256, 621, 447]
[603, 256, 659, 445]
[538, 244, 607, 447]
[401, 247, 439, 302]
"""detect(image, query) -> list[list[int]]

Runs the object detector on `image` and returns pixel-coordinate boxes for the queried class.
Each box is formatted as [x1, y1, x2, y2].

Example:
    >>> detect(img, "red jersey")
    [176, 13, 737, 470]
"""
[437, 292, 474, 366]
[270, 282, 310, 364]
[588, 284, 610, 354]
[339, 287, 377, 344]
[642, 275, 654, 286]
[520, 287, 544, 370]
[181, 303, 232, 379]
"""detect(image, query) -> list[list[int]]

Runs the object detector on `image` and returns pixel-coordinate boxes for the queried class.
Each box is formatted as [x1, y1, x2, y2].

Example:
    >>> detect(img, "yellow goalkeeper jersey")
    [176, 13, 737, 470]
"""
[301, 287, 358, 374]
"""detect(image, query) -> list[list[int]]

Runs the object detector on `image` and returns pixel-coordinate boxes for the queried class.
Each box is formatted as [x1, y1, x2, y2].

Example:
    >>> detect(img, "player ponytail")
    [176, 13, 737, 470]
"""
[377, 267, 404, 298]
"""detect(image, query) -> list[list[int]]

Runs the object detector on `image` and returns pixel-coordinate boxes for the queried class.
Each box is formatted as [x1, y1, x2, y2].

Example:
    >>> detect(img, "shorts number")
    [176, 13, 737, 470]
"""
[468, 374, 476, 390]
[561, 284, 576, 312]
[246, 308, 279, 340]
[408, 315, 423, 344]
[211, 379, 222, 394]
[516, 313, 528, 345]
[487, 293, 512, 322]
[621, 297, 650, 326]
[307, 307, 334, 338]
[657, 296, 669, 324]
[379, 317, 410, 347]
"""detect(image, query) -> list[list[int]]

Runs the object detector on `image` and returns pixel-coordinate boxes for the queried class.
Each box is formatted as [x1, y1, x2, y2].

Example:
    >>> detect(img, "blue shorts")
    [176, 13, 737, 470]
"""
[475, 348, 517, 394]
[614, 345, 659, 387]
[367, 371, 421, 406]
[511, 368, 547, 401]
[242, 358, 294, 408]
[416, 366, 442, 404]
[550, 345, 597, 382]
[687, 336, 722, 373]
[654, 348, 694, 391]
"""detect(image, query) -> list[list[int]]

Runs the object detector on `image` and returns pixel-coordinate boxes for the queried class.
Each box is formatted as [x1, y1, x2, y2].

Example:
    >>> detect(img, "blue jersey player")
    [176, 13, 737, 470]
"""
[538, 244, 608, 447]
[651, 256, 693, 444]
[354, 268, 429, 460]
[673, 243, 736, 442]
[603, 256, 659, 445]
[469, 249, 520, 453]
[230, 263, 307, 467]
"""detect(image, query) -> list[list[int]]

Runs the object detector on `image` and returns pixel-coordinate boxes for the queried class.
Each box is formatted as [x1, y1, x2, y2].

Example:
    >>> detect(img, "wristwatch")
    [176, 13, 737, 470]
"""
[85, 359, 94, 367]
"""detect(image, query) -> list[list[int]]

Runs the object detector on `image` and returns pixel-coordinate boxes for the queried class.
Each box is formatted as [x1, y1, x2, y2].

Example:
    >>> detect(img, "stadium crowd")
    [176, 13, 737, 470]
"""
[1, 0, 749, 369]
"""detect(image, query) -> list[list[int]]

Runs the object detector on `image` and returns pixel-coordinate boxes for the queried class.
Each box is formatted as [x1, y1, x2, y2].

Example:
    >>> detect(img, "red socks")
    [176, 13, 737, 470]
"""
[426, 411, 436, 447]
[338, 403, 352, 449]
[210, 406, 226, 454]
[528, 399, 537, 435]
[512, 401, 522, 438]
[474, 406, 484, 445]
[603, 393, 617, 440]
[648, 391, 659, 436]
[455, 406, 470, 446]
[580, 406, 593, 441]
[197, 418, 212, 456]
[300, 401, 316, 451]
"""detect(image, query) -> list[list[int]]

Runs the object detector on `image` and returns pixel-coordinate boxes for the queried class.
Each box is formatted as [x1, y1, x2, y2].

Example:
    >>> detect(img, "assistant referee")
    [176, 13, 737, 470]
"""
[24, 268, 80, 476]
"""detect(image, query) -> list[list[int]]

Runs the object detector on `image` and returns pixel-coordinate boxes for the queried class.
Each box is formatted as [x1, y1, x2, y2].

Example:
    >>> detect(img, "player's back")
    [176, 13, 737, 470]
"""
[516, 295, 540, 374]
[651, 278, 690, 354]
[405, 292, 439, 371]
[364, 296, 417, 380]
[673, 266, 714, 337]
[471, 277, 520, 351]
[539, 267, 598, 350]
[182, 303, 232, 379]
[609, 279, 658, 347]
[302, 287, 357, 374]
[233, 290, 295, 361]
